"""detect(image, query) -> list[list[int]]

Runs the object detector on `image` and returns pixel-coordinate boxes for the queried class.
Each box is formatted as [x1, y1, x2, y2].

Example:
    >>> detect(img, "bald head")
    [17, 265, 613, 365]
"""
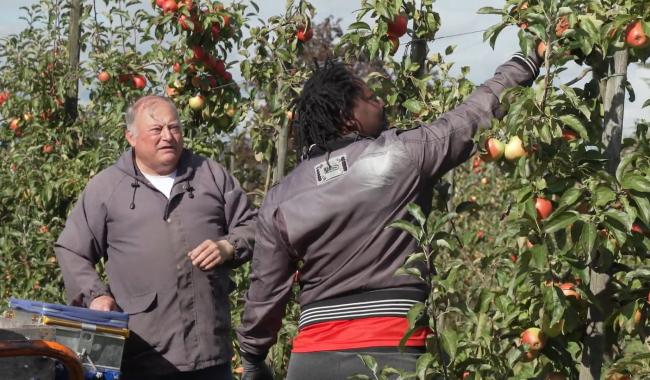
[126, 96, 180, 137]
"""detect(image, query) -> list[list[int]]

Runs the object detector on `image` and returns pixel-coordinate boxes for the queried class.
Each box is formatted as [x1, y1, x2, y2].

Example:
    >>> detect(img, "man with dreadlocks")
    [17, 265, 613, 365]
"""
[237, 48, 543, 379]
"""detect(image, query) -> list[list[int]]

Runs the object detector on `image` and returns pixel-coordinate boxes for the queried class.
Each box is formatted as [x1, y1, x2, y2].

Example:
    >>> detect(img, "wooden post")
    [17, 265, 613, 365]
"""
[65, 0, 82, 122]
[579, 48, 628, 380]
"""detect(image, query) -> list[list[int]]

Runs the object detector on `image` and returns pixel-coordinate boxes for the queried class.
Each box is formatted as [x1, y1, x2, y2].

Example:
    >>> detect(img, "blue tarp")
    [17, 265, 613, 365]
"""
[9, 298, 128, 329]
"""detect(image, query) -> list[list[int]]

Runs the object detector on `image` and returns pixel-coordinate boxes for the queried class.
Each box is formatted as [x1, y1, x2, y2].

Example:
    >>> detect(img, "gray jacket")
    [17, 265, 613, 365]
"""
[237, 53, 541, 356]
[55, 148, 256, 375]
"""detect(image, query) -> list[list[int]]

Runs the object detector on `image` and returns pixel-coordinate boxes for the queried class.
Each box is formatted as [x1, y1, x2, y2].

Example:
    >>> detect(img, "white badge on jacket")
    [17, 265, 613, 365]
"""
[314, 155, 348, 185]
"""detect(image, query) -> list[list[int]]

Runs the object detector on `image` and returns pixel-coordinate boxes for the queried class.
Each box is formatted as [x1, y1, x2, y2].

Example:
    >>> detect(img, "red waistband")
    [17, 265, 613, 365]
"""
[292, 316, 430, 353]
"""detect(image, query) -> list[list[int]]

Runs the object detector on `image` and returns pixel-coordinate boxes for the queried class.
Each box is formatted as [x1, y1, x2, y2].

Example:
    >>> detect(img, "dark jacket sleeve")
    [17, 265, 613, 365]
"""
[209, 161, 258, 267]
[236, 202, 297, 358]
[54, 179, 111, 307]
[399, 53, 541, 178]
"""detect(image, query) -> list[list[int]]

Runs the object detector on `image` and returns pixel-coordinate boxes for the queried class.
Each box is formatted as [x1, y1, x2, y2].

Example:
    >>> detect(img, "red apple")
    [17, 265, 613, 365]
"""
[166, 86, 178, 97]
[97, 71, 110, 82]
[162, 0, 178, 14]
[387, 14, 408, 38]
[0, 91, 11, 105]
[296, 27, 313, 42]
[211, 23, 221, 39]
[536, 41, 547, 58]
[192, 46, 206, 61]
[132, 75, 147, 89]
[631, 223, 644, 235]
[9, 118, 20, 132]
[625, 20, 649, 49]
[388, 34, 399, 55]
[558, 283, 581, 300]
[562, 129, 578, 141]
[155, 0, 166, 8]
[484, 137, 505, 161]
[178, 14, 191, 30]
[535, 197, 553, 220]
[172, 63, 181, 73]
[520, 327, 546, 360]
[42, 144, 54, 154]
[555, 16, 569, 38]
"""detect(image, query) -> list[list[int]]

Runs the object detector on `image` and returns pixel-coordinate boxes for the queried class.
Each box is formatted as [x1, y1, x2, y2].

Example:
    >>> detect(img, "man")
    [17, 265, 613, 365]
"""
[56, 95, 256, 379]
[237, 50, 543, 379]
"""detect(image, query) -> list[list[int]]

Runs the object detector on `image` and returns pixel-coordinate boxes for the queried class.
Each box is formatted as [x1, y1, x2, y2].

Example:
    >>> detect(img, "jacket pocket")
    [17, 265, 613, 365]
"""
[118, 291, 157, 314]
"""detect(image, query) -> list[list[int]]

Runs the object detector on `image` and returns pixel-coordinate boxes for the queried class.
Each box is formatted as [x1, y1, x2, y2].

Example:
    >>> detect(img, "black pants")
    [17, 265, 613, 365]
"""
[121, 362, 232, 380]
[286, 347, 423, 380]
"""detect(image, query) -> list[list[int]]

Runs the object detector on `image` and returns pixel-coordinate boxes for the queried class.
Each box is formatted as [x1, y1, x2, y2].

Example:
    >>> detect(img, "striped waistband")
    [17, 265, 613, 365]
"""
[299, 288, 426, 329]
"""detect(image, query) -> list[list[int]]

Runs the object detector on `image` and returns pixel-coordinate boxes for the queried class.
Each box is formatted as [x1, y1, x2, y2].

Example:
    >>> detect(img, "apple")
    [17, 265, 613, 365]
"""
[625, 20, 649, 49]
[132, 75, 147, 89]
[462, 371, 470, 379]
[211, 23, 221, 39]
[387, 14, 408, 38]
[388, 34, 399, 55]
[42, 144, 54, 154]
[22, 113, 33, 123]
[222, 71, 232, 82]
[484, 137, 505, 161]
[536, 41, 547, 58]
[225, 106, 236, 118]
[178, 14, 191, 30]
[504, 136, 527, 161]
[221, 14, 231, 28]
[555, 16, 570, 38]
[192, 46, 206, 61]
[172, 63, 181, 73]
[562, 129, 577, 141]
[155, 0, 165, 8]
[9, 118, 20, 132]
[0, 91, 10, 105]
[480, 177, 488, 185]
[558, 283, 580, 300]
[166, 86, 178, 97]
[188, 94, 205, 110]
[476, 230, 485, 239]
[286, 110, 294, 121]
[97, 71, 110, 82]
[162, 0, 178, 14]
[296, 27, 313, 42]
[535, 197, 553, 220]
[631, 223, 644, 235]
[179, 0, 193, 10]
[633, 309, 643, 328]
[520, 327, 545, 361]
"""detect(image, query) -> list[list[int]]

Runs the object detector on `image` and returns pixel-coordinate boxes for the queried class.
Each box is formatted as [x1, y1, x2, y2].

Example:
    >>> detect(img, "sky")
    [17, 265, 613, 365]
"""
[1, 0, 648, 134]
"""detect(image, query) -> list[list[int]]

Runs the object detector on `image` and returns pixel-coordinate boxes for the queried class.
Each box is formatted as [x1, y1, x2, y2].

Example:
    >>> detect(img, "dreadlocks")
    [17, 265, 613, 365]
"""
[292, 60, 364, 159]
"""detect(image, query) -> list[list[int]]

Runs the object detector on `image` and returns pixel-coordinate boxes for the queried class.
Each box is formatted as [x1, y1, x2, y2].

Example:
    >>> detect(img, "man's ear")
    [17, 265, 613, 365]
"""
[340, 113, 358, 135]
[125, 128, 136, 147]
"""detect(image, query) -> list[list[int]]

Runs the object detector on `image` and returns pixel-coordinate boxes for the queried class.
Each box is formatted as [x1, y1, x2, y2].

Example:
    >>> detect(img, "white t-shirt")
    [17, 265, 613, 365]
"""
[143, 170, 177, 199]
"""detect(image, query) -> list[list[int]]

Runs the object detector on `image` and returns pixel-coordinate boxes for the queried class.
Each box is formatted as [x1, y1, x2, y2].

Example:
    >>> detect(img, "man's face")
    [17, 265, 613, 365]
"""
[126, 99, 183, 175]
[348, 83, 387, 138]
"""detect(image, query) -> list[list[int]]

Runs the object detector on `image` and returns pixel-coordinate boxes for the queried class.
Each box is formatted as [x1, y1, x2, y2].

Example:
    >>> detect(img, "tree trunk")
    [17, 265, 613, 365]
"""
[579, 48, 628, 380]
[272, 123, 290, 184]
[65, 0, 82, 122]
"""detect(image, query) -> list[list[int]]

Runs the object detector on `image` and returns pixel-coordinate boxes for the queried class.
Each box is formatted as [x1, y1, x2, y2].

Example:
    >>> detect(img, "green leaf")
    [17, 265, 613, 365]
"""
[604, 210, 634, 232]
[559, 187, 583, 209]
[559, 114, 588, 139]
[616, 152, 640, 183]
[407, 203, 426, 227]
[544, 212, 579, 234]
[594, 185, 616, 207]
[477, 6, 504, 15]
[349, 21, 370, 30]
[630, 193, 650, 225]
[387, 220, 422, 241]
[440, 328, 459, 362]
[578, 222, 597, 257]
[621, 174, 650, 193]
[403, 98, 423, 114]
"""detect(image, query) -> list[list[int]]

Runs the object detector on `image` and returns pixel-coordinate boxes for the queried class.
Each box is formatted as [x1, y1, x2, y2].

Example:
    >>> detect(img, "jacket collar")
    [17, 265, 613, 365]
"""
[306, 133, 366, 158]
[116, 148, 195, 183]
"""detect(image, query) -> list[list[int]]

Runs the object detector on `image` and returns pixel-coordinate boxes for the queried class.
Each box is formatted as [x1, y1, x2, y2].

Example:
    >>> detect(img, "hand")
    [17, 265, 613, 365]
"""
[188, 239, 235, 271]
[241, 353, 273, 380]
[89, 295, 117, 312]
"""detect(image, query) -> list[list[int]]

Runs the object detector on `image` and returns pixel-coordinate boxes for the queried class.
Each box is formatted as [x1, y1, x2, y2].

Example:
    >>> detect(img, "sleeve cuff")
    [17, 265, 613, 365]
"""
[511, 52, 541, 77]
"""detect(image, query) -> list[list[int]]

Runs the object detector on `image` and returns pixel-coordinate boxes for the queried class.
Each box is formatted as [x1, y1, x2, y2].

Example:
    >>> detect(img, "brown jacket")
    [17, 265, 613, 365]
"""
[237, 53, 541, 356]
[56, 148, 256, 375]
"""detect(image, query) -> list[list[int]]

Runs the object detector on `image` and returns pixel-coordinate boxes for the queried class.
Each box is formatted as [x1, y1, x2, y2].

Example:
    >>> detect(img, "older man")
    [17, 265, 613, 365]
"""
[56, 95, 256, 379]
